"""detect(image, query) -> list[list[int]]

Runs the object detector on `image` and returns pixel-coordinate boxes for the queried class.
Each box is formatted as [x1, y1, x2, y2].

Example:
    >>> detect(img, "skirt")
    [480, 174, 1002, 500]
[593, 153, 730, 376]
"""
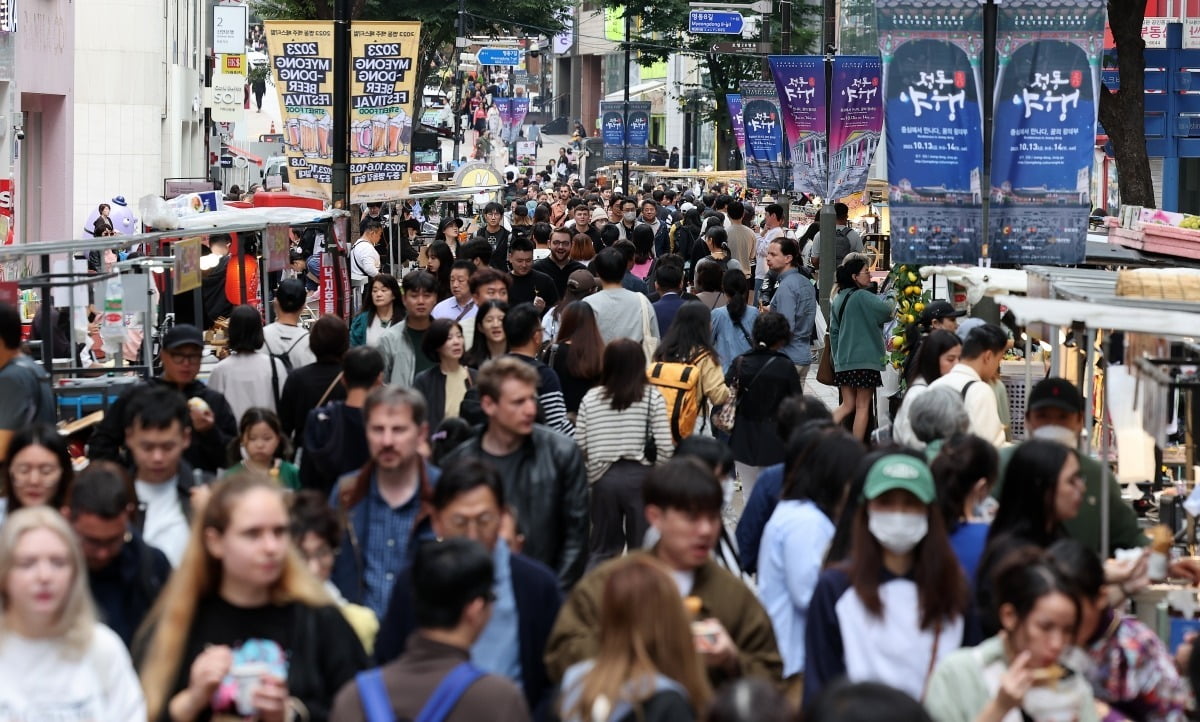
[833, 368, 882, 389]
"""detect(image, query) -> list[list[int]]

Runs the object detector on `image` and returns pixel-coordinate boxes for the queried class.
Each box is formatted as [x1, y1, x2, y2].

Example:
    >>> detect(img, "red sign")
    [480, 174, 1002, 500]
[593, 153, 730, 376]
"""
[0, 179, 14, 245]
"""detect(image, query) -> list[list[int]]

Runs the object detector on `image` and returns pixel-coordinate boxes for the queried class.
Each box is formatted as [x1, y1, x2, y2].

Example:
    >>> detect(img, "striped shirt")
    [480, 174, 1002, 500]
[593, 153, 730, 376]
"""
[576, 386, 674, 484]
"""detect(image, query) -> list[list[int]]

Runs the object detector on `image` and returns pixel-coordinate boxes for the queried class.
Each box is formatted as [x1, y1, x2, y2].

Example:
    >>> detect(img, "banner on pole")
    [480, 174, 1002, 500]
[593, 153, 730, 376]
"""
[726, 94, 747, 159]
[828, 56, 884, 201]
[988, 0, 1104, 265]
[349, 22, 422, 204]
[265, 22, 335, 201]
[878, 0, 985, 265]
[599, 101, 651, 163]
[769, 56, 825, 198]
[740, 81, 789, 192]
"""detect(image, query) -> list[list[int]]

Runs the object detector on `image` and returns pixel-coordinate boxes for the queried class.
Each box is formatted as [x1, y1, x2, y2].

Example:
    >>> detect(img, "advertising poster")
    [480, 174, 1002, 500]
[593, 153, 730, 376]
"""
[726, 94, 747, 159]
[600, 101, 650, 163]
[878, 0, 985, 265]
[0, 179, 13, 246]
[600, 101, 625, 162]
[511, 97, 530, 130]
[174, 237, 203, 293]
[265, 225, 290, 273]
[988, 0, 1104, 265]
[319, 252, 336, 316]
[494, 97, 513, 130]
[828, 56, 884, 201]
[740, 81, 789, 191]
[769, 56, 825, 198]
[349, 22, 422, 204]
[626, 102, 651, 163]
[265, 21, 335, 201]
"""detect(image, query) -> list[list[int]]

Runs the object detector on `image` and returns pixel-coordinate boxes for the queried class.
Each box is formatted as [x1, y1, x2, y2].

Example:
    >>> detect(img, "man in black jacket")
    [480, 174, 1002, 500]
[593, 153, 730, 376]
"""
[87, 324, 237, 474]
[442, 358, 587, 591]
[66, 460, 172, 648]
[376, 457, 561, 716]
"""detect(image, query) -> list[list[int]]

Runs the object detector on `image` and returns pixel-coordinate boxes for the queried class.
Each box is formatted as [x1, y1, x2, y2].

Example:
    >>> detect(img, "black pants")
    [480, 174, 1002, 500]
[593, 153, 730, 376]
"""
[588, 460, 650, 568]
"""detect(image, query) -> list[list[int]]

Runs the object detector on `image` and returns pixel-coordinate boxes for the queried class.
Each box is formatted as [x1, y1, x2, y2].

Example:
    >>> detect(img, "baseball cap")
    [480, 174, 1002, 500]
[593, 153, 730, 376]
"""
[566, 269, 598, 295]
[863, 454, 936, 504]
[680, 201, 696, 213]
[955, 317, 986, 342]
[1027, 377, 1084, 414]
[920, 299, 966, 325]
[275, 278, 307, 311]
[163, 324, 204, 350]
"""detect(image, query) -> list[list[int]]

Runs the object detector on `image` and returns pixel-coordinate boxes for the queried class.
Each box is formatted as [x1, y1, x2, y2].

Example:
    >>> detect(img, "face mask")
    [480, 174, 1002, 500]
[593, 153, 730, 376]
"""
[623, 212, 636, 222]
[1032, 424, 1079, 449]
[868, 511, 928, 555]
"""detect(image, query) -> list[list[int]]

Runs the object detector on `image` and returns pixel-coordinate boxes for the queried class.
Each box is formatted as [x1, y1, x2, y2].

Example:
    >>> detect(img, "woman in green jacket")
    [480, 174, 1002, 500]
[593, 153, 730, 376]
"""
[829, 256, 894, 441]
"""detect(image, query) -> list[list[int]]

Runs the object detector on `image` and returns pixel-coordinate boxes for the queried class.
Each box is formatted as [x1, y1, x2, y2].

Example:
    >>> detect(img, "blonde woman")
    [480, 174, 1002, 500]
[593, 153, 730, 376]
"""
[136, 474, 367, 722]
[0, 507, 145, 718]
[559, 555, 712, 721]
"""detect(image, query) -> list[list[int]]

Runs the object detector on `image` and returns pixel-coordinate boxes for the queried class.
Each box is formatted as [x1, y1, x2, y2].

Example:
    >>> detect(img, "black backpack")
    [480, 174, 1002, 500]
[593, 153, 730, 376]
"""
[268, 334, 306, 406]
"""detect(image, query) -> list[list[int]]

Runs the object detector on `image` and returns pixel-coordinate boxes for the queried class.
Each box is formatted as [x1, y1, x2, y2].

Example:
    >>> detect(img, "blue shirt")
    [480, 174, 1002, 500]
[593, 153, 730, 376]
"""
[711, 305, 760, 373]
[470, 538, 523, 684]
[735, 463, 784, 573]
[758, 500, 835, 677]
[360, 476, 421, 618]
[949, 521, 990, 584]
[769, 268, 817, 366]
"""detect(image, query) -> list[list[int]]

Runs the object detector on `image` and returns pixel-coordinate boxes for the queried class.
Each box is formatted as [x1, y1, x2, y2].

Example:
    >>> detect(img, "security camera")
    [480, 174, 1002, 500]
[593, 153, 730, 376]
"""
[13, 127, 23, 141]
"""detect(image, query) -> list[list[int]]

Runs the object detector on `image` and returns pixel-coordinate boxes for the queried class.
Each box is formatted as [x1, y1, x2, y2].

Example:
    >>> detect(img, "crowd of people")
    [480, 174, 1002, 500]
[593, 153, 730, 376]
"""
[0, 176, 1196, 722]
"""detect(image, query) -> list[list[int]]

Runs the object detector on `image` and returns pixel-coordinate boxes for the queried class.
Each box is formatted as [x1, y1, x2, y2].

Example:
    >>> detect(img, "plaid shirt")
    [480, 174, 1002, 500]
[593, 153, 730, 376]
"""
[358, 477, 420, 618]
[1082, 610, 1189, 722]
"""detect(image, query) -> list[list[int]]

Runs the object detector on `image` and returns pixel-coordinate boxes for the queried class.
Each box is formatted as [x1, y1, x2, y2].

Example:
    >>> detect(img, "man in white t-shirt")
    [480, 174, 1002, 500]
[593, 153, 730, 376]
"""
[263, 278, 316, 369]
[123, 387, 211, 566]
[755, 203, 786, 301]
[350, 220, 384, 298]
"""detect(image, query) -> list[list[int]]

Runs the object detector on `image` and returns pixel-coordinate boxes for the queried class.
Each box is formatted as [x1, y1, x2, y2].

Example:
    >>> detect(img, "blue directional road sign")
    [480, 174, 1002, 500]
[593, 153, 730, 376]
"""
[477, 47, 522, 66]
[688, 10, 744, 34]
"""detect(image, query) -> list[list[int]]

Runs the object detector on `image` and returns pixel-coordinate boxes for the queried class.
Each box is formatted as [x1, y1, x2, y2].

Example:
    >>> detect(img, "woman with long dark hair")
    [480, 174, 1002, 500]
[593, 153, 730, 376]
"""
[804, 452, 971, 707]
[424, 241, 455, 301]
[894, 330, 962, 450]
[208, 305, 290, 419]
[136, 475, 367, 721]
[693, 262, 727, 310]
[710, 269, 759, 373]
[558, 555, 712, 721]
[652, 302, 730, 437]
[411, 318, 479, 430]
[975, 439, 1083, 634]
[350, 273, 404, 347]
[1, 424, 73, 525]
[465, 300, 509, 369]
[758, 426, 864, 704]
[543, 302, 604, 417]
[725, 312, 802, 494]
[829, 256, 894, 441]
[930, 433, 999, 582]
[577, 339, 674, 565]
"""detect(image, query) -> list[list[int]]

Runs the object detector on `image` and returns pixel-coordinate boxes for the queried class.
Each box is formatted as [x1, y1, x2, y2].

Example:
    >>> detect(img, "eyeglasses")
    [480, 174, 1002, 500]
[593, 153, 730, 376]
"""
[167, 351, 203, 364]
[550, 240, 571, 247]
[445, 512, 499, 535]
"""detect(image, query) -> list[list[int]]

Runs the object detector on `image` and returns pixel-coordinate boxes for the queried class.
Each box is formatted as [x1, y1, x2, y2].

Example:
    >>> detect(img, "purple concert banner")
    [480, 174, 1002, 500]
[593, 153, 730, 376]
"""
[828, 56, 883, 201]
[726, 94, 747, 158]
[769, 56, 825, 197]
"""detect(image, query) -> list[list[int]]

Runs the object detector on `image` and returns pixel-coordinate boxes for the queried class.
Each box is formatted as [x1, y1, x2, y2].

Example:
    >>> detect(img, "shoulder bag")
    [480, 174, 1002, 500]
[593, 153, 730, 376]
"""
[642, 389, 658, 463]
[816, 288, 857, 386]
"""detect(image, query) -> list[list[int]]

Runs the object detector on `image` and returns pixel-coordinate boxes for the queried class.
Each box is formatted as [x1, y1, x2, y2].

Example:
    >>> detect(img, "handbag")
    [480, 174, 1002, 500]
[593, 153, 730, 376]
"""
[638, 294, 658, 362]
[816, 288, 857, 386]
[642, 390, 657, 463]
[713, 356, 742, 433]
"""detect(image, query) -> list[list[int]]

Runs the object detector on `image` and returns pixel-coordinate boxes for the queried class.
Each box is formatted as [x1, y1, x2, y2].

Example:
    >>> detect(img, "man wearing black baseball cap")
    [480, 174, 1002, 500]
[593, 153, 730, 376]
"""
[919, 300, 967, 333]
[88, 324, 238, 473]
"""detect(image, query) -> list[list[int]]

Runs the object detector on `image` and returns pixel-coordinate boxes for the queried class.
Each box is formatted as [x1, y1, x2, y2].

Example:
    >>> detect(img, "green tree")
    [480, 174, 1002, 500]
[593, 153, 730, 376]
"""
[602, 0, 821, 168]
[1099, 0, 1154, 208]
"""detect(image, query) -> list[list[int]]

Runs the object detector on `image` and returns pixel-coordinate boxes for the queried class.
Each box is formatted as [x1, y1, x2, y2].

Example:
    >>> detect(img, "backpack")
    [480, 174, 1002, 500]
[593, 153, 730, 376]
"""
[811, 227, 854, 269]
[647, 359, 704, 444]
[268, 334, 306, 406]
[354, 662, 485, 722]
[303, 400, 347, 487]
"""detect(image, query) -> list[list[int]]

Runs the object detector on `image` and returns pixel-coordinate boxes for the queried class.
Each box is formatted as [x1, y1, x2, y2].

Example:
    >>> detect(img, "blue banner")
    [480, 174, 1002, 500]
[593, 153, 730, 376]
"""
[627, 103, 651, 163]
[740, 81, 789, 191]
[879, 0, 985, 265]
[769, 56, 826, 198]
[988, 0, 1104, 265]
[599, 100, 650, 163]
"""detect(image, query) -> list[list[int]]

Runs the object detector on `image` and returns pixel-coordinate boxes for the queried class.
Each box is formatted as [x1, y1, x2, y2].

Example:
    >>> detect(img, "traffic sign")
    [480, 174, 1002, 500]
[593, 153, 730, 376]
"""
[477, 47, 522, 66]
[688, 9, 744, 34]
[711, 40, 770, 53]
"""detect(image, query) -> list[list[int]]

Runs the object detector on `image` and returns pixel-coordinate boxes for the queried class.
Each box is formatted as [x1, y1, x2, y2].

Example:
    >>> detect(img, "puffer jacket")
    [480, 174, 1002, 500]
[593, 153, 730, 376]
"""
[442, 424, 588, 591]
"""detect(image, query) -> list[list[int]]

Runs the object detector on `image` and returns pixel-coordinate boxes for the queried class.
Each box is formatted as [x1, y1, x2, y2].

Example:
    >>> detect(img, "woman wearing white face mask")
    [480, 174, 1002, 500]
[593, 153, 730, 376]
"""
[803, 452, 974, 710]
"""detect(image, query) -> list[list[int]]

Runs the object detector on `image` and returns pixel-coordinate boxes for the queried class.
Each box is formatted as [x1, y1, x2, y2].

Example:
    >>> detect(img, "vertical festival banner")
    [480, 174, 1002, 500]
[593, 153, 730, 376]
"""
[989, 0, 1104, 264]
[769, 56, 826, 198]
[626, 101, 651, 163]
[494, 97, 513, 141]
[349, 22, 422, 204]
[600, 101, 625, 162]
[878, 1, 985, 264]
[828, 56, 884, 201]
[511, 97, 530, 135]
[740, 81, 790, 191]
[726, 94, 747, 159]
[265, 22, 335, 201]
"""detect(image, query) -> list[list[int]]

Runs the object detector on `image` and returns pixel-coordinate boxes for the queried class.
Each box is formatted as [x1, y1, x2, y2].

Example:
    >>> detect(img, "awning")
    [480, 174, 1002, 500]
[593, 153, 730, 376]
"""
[225, 144, 265, 166]
[603, 81, 666, 102]
[996, 294, 1200, 339]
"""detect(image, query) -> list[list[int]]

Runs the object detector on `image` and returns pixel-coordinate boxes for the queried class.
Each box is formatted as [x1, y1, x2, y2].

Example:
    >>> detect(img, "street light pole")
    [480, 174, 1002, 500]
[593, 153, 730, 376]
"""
[452, 0, 467, 165]
[816, 0, 835, 318]
[332, 0, 351, 209]
[622, 7, 631, 193]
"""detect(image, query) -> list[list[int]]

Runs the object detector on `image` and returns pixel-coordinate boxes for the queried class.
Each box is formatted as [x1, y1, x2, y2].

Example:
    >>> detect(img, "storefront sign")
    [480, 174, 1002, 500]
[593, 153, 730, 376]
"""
[214, 4, 247, 54]
[349, 22, 423, 203]
[174, 237, 203, 293]
[0, 179, 14, 246]
[265, 21, 335, 200]
[211, 73, 246, 124]
[319, 252, 336, 316]
[1143, 17, 1170, 49]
